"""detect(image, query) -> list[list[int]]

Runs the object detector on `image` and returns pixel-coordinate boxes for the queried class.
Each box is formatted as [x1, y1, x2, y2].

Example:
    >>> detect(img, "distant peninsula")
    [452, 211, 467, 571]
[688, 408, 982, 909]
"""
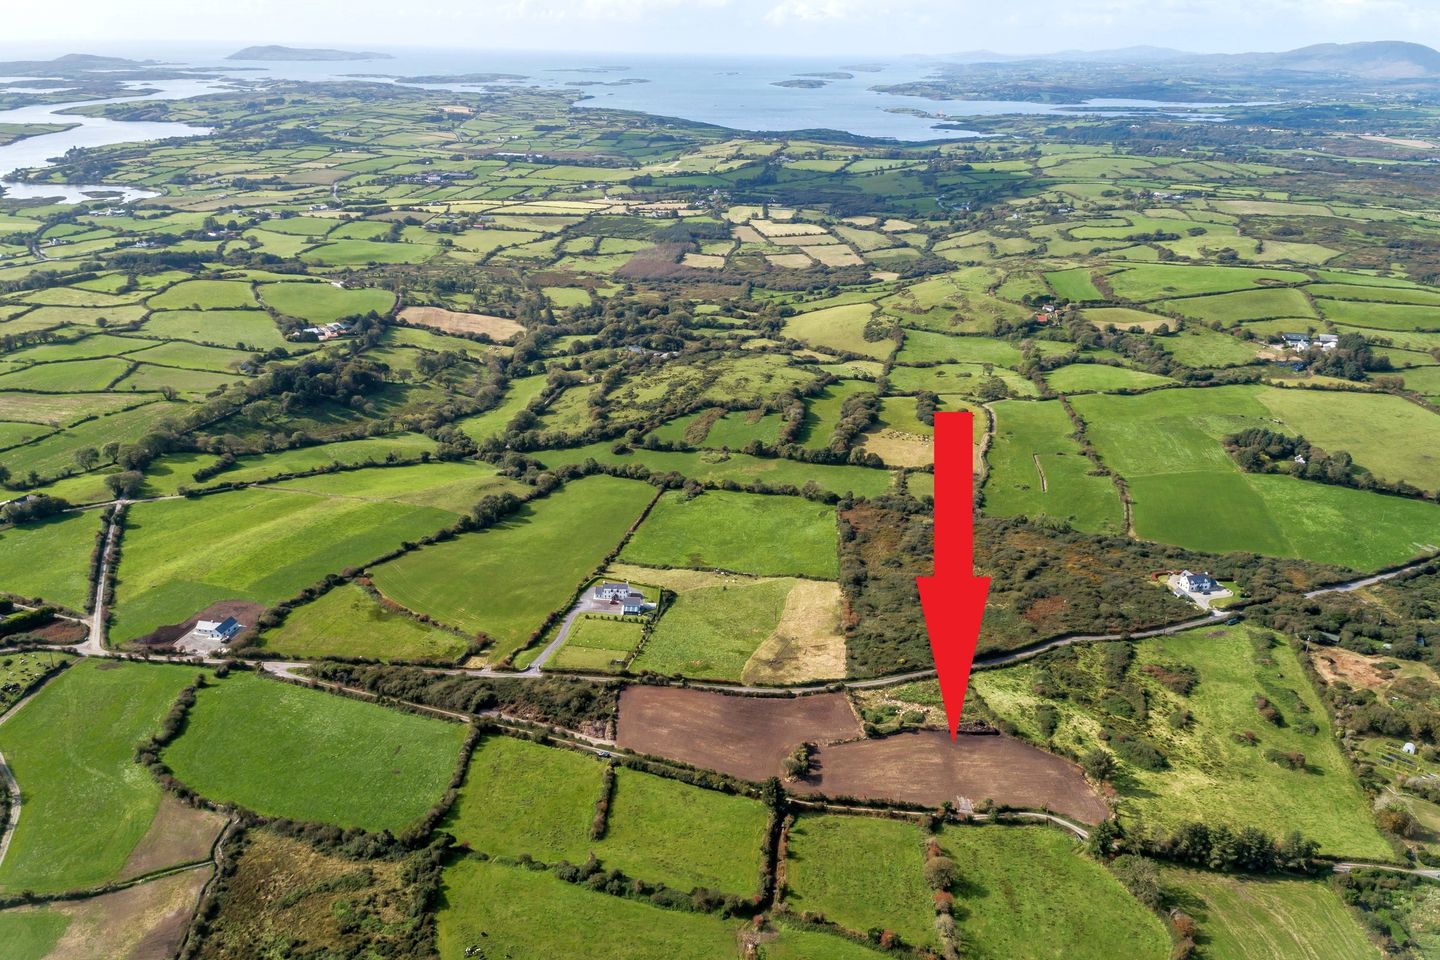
[226, 45, 392, 62]
[772, 78, 830, 89]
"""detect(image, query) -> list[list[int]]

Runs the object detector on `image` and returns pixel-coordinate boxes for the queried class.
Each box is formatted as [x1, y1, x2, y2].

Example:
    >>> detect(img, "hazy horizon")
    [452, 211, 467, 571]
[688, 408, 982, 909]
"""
[2, 0, 1436, 60]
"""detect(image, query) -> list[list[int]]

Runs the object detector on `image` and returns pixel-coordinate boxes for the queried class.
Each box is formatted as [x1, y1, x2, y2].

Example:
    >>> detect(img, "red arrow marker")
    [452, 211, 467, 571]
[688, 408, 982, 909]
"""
[915, 411, 991, 741]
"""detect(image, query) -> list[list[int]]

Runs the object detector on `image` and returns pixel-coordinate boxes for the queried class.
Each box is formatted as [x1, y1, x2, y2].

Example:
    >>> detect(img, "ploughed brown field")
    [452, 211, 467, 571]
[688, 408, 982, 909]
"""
[616, 686, 861, 781]
[616, 686, 1107, 824]
[790, 729, 1110, 825]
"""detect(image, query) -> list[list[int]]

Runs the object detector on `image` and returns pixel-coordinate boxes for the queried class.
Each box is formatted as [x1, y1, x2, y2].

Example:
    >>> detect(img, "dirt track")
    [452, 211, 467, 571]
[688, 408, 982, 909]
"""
[791, 728, 1109, 825]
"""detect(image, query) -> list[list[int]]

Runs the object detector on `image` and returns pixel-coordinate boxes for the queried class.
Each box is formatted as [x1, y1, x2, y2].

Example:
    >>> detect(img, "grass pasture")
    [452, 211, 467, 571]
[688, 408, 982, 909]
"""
[163, 672, 466, 832]
[258, 282, 395, 323]
[0, 660, 197, 894]
[1162, 868, 1375, 960]
[598, 768, 769, 894]
[942, 825, 1169, 960]
[784, 814, 935, 949]
[782, 303, 891, 359]
[369, 475, 656, 660]
[443, 734, 604, 863]
[621, 490, 837, 578]
[112, 486, 457, 642]
[437, 858, 742, 960]
[983, 399, 1124, 534]
[257, 582, 470, 662]
[0, 510, 100, 609]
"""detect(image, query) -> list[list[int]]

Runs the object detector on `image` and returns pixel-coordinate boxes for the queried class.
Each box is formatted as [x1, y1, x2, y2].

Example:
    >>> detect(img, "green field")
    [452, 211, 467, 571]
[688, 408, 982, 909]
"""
[1073, 385, 1440, 570]
[369, 475, 655, 660]
[1162, 868, 1375, 960]
[139, 309, 287, 349]
[258, 282, 396, 322]
[631, 575, 794, 680]
[0, 910, 69, 960]
[784, 814, 936, 949]
[983, 399, 1123, 534]
[941, 825, 1169, 960]
[1044, 363, 1175, 393]
[0, 510, 100, 609]
[0, 660, 197, 894]
[538, 441, 896, 498]
[550, 615, 645, 671]
[443, 735, 604, 863]
[162, 672, 466, 832]
[973, 625, 1392, 859]
[112, 486, 457, 641]
[257, 582, 470, 662]
[621, 490, 837, 578]
[598, 768, 768, 894]
[782, 303, 892, 360]
[437, 858, 743, 960]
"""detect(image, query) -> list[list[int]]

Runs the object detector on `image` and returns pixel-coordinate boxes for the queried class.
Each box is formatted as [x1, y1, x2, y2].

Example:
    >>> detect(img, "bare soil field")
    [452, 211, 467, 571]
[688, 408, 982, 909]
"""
[128, 600, 265, 651]
[616, 686, 861, 781]
[119, 795, 227, 882]
[397, 306, 523, 341]
[790, 729, 1110, 824]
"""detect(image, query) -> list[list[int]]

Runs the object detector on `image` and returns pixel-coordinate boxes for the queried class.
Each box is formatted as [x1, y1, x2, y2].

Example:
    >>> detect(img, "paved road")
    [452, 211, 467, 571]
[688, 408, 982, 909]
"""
[1305, 555, 1437, 598]
[1333, 861, 1440, 880]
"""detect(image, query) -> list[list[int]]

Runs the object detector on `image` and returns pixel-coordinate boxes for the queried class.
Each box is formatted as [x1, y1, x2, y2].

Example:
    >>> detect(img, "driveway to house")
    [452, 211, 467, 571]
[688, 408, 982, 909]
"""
[526, 593, 638, 673]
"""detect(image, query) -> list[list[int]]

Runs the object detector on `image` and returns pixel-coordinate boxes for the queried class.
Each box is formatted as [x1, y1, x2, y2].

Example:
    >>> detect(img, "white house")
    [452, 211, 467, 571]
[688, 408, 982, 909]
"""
[194, 617, 242, 643]
[1180, 571, 1221, 595]
[1404, 742, 1418, 755]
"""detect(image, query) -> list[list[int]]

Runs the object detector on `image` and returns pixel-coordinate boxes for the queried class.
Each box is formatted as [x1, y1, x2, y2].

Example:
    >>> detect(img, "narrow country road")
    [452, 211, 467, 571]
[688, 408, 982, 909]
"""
[77, 501, 126, 657]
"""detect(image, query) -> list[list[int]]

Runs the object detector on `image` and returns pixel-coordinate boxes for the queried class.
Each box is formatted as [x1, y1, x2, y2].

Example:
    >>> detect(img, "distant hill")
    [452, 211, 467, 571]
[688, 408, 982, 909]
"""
[1263, 41, 1440, 79]
[226, 45, 392, 62]
[0, 53, 156, 75]
[939, 40, 1440, 80]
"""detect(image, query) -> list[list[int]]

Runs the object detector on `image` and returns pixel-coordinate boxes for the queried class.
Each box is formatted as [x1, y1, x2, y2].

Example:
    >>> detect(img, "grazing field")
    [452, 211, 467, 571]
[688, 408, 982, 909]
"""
[111, 486, 457, 642]
[1073, 386, 1440, 569]
[599, 768, 769, 894]
[256, 582, 470, 662]
[983, 399, 1125, 534]
[782, 303, 892, 359]
[258, 282, 395, 322]
[443, 734, 604, 863]
[620, 489, 838, 578]
[0, 510, 100, 609]
[972, 625, 1392, 859]
[941, 825, 1169, 960]
[163, 672, 466, 832]
[616, 686, 861, 782]
[436, 858, 742, 960]
[784, 814, 936, 948]
[538, 441, 897, 498]
[139, 309, 286, 349]
[608, 563, 846, 683]
[629, 572, 793, 680]
[0, 660, 197, 894]
[149, 433, 439, 494]
[1161, 868, 1375, 960]
[369, 475, 655, 660]
[1044, 363, 1175, 393]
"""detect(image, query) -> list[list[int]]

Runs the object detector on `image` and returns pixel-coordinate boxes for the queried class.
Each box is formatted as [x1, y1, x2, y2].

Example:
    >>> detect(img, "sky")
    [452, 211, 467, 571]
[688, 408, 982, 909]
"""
[2, 0, 1437, 59]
